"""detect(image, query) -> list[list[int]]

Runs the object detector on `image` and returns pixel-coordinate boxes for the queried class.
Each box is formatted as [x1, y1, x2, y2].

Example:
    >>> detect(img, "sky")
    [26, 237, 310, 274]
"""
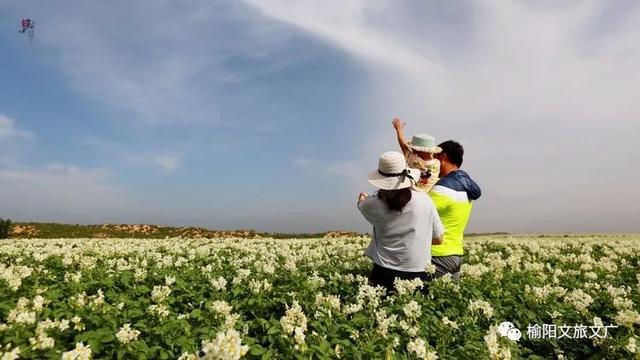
[1, 0, 639, 233]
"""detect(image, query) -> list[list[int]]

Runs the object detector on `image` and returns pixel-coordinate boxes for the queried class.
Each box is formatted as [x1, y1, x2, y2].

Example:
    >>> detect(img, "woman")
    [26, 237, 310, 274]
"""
[357, 151, 444, 292]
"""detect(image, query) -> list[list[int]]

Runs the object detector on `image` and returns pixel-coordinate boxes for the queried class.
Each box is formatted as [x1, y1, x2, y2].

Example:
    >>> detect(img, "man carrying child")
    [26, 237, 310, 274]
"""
[392, 118, 482, 280]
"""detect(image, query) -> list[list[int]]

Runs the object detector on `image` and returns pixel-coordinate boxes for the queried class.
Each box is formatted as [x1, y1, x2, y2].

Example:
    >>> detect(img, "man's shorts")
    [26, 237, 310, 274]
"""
[431, 255, 463, 281]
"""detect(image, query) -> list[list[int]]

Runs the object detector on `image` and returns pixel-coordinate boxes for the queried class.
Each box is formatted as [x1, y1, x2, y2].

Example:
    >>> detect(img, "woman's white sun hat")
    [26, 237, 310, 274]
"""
[368, 151, 420, 190]
[407, 134, 442, 153]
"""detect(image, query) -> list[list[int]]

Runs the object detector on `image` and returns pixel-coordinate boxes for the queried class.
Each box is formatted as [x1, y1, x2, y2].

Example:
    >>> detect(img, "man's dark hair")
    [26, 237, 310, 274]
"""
[438, 140, 464, 167]
[377, 188, 412, 212]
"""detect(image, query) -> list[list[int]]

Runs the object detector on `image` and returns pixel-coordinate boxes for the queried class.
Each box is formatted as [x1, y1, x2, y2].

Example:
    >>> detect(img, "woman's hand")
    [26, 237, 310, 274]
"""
[392, 117, 405, 132]
[358, 192, 368, 203]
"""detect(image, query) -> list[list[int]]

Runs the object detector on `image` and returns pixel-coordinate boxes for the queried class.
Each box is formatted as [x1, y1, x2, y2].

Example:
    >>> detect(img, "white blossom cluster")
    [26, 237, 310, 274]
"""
[484, 325, 511, 360]
[394, 278, 424, 295]
[407, 337, 438, 360]
[374, 309, 398, 338]
[280, 301, 308, 349]
[151, 285, 172, 303]
[0, 264, 33, 291]
[564, 289, 594, 312]
[0, 345, 20, 360]
[200, 329, 249, 360]
[0, 235, 638, 358]
[468, 299, 494, 319]
[314, 293, 341, 318]
[115, 323, 141, 344]
[61, 342, 92, 360]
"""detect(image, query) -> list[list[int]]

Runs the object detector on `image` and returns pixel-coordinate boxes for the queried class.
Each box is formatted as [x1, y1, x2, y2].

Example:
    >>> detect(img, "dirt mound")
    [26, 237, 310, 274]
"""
[176, 228, 259, 239]
[323, 231, 362, 238]
[9, 225, 39, 237]
[100, 224, 162, 234]
[6, 222, 363, 239]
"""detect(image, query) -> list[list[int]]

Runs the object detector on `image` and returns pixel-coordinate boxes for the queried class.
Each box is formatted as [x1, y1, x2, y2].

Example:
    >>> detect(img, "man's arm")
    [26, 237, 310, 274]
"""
[392, 117, 410, 156]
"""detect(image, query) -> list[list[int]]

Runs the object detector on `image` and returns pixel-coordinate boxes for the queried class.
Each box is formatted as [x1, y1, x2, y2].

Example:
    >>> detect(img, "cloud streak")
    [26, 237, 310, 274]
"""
[80, 136, 183, 171]
[0, 115, 33, 142]
[8, 0, 299, 127]
[0, 164, 135, 223]
[245, 0, 640, 232]
[3, 1, 639, 232]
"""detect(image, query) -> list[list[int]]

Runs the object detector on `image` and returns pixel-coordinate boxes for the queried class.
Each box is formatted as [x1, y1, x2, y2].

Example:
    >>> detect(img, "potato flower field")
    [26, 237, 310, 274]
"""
[0, 235, 639, 359]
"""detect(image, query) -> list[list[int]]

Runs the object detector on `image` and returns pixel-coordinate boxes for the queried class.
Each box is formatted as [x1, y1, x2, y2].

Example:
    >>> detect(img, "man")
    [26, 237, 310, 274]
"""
[429, 140, 481, 280]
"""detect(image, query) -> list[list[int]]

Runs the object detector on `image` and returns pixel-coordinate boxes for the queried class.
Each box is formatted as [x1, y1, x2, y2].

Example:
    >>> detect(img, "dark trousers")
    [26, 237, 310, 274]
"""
[368, 263, 433, 293]
[431, 255, 463, 281]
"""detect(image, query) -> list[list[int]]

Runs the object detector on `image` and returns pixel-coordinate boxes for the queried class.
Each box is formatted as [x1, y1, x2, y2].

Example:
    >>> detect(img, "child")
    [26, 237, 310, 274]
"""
[392, 117, 442, 193]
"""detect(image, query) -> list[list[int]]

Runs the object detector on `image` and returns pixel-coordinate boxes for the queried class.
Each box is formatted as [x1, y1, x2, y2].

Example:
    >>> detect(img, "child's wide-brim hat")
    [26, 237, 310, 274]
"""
[368, 151, 421, 190]
[407, 133, 442, 153]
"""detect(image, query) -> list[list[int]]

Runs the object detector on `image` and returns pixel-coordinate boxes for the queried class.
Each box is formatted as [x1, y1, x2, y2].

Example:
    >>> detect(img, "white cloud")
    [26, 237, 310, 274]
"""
[3, 1, 639, 232]
[151, 153, 182, 171]
[7, 1, 295, 126]
[0, 165, 135, 223]
[244, 0, 432, 72]
[80, 136, 183, 171]
[245, 1, 640, 232]
[0, 115, 33, 142]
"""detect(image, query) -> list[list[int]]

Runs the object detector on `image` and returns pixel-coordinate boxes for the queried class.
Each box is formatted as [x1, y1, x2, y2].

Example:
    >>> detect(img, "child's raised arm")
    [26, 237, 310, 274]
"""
[392, 117, 410, 156]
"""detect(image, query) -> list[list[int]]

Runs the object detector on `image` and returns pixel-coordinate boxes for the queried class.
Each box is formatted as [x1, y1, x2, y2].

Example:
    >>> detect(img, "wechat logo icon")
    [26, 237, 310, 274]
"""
[498, 321, 522, 341]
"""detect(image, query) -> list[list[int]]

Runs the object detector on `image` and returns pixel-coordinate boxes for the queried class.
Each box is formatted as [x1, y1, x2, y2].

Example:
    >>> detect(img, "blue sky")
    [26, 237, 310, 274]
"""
[1, 1, 639, 233]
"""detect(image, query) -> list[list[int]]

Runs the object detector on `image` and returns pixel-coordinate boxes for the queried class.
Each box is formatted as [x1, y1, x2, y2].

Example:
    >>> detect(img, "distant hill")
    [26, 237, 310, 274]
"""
[5, 222, 515, 240]
[7, 222, 365, 239]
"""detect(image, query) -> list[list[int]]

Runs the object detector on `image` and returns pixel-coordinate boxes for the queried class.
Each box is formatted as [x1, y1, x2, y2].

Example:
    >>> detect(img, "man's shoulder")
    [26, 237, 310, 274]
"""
[436, 171, 464, 189]
[437, 170, 481, 201]
[431, 185, 468, 202]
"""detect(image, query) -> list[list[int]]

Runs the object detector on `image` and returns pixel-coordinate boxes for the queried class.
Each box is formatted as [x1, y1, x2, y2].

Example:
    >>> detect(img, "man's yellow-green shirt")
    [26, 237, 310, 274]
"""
[428, 170, 481, 257]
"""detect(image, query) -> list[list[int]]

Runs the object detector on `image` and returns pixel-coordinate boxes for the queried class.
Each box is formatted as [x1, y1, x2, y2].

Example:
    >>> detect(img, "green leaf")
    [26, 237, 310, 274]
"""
[250, 345, 266, 356]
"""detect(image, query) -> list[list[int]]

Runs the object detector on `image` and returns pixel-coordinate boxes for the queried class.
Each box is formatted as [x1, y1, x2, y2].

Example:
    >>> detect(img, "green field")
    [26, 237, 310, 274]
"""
[0, 235, 639, 359]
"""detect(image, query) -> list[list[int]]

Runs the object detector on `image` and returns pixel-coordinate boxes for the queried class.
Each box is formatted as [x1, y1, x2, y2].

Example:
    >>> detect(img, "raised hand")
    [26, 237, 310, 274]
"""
[393, 117, 410, 155]
[392, 117, 406, 132]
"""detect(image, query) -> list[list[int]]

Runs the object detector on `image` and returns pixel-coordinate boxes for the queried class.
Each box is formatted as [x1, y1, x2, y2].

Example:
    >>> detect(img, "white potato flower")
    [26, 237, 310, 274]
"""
[626, 337, 637, 354]
[469, 300, 494, 319]
[61, 342, 92, 360]
[403, 300, 422, 319]
[210, 300, 233, 316]
[151, 285, 171, 303]
[407, 338, 437, 359]
[564, 289, 593, 312]
[210, 276, 227, 291]
[280, 301, 307, 346]
[201, 329, 249, 360]
[116, 323, 141, 344]
[0, 346, 20, 360]
[394, 278, 424, 296]
[615, 310, 640, 327]
[441, 317, 459, 329]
